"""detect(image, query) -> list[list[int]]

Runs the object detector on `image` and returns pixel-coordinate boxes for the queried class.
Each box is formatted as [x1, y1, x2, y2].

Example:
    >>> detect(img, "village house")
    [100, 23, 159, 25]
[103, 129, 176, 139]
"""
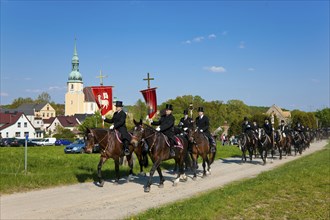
[0, 112, 40, 139]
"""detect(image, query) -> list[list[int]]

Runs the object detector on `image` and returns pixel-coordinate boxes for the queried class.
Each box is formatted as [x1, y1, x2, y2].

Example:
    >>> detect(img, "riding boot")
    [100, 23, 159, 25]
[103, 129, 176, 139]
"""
[170, 139, 176, 157]
[123, 140, 130, 156]
[209, 137, 216, 153]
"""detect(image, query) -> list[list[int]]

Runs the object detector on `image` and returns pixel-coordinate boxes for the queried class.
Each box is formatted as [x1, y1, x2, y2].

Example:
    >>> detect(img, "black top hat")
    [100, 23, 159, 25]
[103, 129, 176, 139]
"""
[197, 107, 204, 112]
[165, 104, 173, 111]
[281, 120, 285, 123]
[115, 101, 123, 107]
[183, 109, 188, 115]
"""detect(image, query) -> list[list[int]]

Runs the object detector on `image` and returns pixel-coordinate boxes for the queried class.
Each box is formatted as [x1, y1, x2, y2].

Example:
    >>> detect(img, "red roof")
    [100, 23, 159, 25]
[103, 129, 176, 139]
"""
[56, 116, 79, 127]
[0, 112, 23, 130]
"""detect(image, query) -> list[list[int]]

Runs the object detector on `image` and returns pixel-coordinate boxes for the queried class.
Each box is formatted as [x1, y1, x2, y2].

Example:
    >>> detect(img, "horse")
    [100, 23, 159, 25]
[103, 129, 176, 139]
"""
[131, 119, 189, 192]
[187, 126, 216, 180]
[292, 131, 304, 155]
[84, 128, 138, 187]
[274, 129, 286, 160]
[237, 130, 257, 163]
[258, 128, 274, 164]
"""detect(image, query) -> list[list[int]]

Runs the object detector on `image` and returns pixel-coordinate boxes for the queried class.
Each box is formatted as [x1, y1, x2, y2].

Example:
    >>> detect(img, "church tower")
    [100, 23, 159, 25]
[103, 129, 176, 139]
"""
[65, 39, 85, 116]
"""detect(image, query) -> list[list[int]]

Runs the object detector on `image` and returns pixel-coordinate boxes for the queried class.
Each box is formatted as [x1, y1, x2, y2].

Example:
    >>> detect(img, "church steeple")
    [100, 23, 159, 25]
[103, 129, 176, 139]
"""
[68, 38, 82, 82]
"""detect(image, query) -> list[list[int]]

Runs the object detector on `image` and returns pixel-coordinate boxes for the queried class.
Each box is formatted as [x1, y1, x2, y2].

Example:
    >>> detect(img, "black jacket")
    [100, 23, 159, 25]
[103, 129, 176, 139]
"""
[264, 123, 273, 136]
[151, 114, 175, 138]
[242, 121, 252, 133]
[104, 110, 131, 141]
[178, 116, 193, 129]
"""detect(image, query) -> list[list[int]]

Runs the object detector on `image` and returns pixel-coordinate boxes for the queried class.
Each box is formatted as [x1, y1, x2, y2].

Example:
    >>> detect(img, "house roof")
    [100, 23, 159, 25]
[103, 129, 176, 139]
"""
[0, 112, 23, 130]
[56, 116, 80, 127]
[43, 117, 55, 125]
[3, 102, 50, 116]
[83, 87, 96, 102]
[74, 113, 94, 123]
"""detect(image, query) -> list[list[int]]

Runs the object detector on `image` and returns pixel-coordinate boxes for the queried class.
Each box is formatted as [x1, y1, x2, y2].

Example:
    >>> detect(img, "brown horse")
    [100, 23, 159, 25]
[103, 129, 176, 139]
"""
[187, 126, 216, 180]
[237, 131, 257, 163]
[131, 119, 189, 193]
[258, 128, 274, 164]
[84, 128, 137, 187]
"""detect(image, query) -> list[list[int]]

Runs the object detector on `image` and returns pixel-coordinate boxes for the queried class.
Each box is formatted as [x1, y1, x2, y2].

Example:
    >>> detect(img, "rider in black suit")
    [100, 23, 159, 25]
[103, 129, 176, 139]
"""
[195, 107, 216, 153]
[151, 104, 176, 157]
[102, 101, 131, 155]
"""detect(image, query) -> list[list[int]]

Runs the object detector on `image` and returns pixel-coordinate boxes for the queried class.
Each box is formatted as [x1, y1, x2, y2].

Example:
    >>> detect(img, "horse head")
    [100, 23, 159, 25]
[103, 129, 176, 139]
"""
[84, 128, 95, 154]
[132, 119, 144, 147]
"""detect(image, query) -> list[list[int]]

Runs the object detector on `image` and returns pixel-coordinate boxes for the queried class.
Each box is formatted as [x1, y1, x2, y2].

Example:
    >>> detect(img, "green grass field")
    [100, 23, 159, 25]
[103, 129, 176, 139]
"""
[0, 143, 241, 194]
[129, 142, 330, 220]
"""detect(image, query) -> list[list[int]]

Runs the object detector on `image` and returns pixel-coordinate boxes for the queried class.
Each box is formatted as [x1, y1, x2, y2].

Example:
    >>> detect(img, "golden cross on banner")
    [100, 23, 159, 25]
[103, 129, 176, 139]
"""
[96, 70, 108, 86]
[143, 73, 154, 89]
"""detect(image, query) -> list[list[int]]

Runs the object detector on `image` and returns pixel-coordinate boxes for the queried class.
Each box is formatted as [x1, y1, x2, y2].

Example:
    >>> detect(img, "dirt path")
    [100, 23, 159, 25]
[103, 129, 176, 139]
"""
[1, 140, 328, 220]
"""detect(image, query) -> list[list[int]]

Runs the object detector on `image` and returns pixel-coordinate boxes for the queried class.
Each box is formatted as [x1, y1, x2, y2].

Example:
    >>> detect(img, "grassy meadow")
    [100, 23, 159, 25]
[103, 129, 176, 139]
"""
[0, 143, 241, 194]
[130, 142, 330, 220]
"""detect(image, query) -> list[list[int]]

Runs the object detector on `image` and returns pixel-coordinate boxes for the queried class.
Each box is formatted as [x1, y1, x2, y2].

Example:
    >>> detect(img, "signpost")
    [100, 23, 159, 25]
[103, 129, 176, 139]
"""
[25, 134, 28, 174]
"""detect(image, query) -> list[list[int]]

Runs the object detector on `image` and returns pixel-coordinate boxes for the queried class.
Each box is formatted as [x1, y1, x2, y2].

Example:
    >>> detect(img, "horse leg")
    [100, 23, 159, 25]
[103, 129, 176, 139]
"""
[114, 158, 120, 185]
[97, 157, 106, 187]
[126, 155, 134, 182]
[192, 153, 198, 181]
[205, 156, 211, 175]
[202, 158, 207, 177]
[145, 160, 161, 193]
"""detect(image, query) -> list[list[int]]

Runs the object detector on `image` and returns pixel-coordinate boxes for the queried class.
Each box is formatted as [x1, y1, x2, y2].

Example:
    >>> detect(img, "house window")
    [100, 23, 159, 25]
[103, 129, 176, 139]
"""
[51, 113, 54, 117]
[15, 132, 21, 138]
[24, 122, 27, 127]
[47, 106, 49, 111]
[71, 84, 74, 90]
[43, 113, 45, 117]
[24, 132, 29, 138]
[6, 132, 8, 138]
[47, 113, 49, 117]
[71, 101, 73, 105]
[18, 122, 21, 128]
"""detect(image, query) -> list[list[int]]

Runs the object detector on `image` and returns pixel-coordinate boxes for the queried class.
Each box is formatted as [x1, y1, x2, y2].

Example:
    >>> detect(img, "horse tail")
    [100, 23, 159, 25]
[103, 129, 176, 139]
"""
[209, 151, 216, 165]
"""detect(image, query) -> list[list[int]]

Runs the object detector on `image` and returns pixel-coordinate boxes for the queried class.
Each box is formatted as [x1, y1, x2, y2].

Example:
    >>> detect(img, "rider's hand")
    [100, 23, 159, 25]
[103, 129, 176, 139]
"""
[101, 115, 106, 120]
[183, 127, 188, 131]
[156, 126, 161, 131]
[110, 125, 114, 130]
[200, 129, 203, 132]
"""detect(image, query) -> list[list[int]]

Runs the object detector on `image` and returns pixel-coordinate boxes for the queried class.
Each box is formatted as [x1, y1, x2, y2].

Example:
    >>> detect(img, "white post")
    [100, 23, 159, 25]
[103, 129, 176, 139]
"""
[25, 134, 28, 174]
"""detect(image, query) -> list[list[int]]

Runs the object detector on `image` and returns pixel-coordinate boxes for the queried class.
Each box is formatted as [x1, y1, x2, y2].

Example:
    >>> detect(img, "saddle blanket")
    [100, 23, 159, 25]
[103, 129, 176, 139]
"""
[164, 135, 184, 149]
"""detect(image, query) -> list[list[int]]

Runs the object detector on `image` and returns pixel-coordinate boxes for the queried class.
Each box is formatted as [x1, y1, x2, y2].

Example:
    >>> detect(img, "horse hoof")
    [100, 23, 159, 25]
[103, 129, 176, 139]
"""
[173, 182, 177, 187]
[158, 184, 164, 188]
[192, 177, 197, 181]
[144, 187, 150, 192]
[99, 181, 104, 187]
[206, 171, 210, 175]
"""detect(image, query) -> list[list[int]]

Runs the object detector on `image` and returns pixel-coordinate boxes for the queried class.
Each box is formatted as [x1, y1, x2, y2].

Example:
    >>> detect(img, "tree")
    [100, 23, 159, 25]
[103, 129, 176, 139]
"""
[53, 125, 76, 141]
[10, 97, 34, 108]
[78, 112, 103, 133]
[36, 92, 51, 103]
[315, 108, 330, 128]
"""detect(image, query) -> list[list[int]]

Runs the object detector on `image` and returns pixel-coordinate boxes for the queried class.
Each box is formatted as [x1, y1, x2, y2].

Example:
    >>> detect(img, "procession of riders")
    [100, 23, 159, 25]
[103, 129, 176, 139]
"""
[101, 100, 329, 162]
[240, 116, 329, 159]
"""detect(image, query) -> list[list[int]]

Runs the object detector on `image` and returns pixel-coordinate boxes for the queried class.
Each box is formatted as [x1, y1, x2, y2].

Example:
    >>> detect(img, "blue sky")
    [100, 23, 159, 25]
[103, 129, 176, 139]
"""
[1, 1, 329, 112]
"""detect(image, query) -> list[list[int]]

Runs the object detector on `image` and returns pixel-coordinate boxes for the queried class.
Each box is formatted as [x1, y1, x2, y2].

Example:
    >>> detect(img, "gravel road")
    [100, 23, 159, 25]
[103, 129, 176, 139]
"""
[1, 140, 327, 220]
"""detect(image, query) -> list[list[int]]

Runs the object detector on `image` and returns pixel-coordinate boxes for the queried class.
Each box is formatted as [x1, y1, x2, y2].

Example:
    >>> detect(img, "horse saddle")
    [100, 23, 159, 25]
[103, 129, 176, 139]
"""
[162, 134, 184, 149]
[114, 130, 122, 143]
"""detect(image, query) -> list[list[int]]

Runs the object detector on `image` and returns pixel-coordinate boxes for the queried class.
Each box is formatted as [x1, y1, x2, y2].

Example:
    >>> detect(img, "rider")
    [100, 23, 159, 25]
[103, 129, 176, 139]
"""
[294, 121, 305, 140]
[195, 107, 216, 153]
[263, 119, 273, 137]
[178, 109, 193, 132]
[102, 101, 131, 156]
[241, 117, 252, 133]
[278, 120, 288, 137]
[151, 104, 176, 157]
[178, 109, 193, 152]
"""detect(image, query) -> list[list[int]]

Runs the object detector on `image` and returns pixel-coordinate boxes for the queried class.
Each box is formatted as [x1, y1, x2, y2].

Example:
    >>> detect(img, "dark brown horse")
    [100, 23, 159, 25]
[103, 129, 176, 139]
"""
[187, 126, 216, 180]
[131, 120, 189, 192]
[84, 128, 138, 187]
[237, 131, 257, 163]
[258, 128, 274, 164]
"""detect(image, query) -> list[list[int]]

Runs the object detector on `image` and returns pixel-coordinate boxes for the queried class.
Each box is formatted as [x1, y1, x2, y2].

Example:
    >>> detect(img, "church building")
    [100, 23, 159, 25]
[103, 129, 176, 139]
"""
[64, 40, 114, 116]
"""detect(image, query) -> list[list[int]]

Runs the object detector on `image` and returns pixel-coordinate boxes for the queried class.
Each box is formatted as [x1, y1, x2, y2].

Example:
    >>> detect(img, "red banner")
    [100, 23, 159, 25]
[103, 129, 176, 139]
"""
[140, 87, 157, 119]
[91, 86, 113, 115]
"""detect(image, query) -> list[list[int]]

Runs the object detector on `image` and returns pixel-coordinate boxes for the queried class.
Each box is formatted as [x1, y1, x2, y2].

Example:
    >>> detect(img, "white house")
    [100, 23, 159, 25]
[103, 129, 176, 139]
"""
[46, 115, 80, 135]
[0, 112, 40, 139]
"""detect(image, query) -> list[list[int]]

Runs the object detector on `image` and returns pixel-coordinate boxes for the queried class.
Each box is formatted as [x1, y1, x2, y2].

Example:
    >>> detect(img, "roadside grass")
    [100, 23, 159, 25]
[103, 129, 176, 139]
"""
[0, 143, 240, 194]
[129, 142, 330, 220]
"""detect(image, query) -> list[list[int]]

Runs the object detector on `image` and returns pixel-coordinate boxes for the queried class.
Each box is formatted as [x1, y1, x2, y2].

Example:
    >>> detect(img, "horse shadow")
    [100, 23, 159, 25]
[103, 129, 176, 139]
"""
[220, 157, 264, 165]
